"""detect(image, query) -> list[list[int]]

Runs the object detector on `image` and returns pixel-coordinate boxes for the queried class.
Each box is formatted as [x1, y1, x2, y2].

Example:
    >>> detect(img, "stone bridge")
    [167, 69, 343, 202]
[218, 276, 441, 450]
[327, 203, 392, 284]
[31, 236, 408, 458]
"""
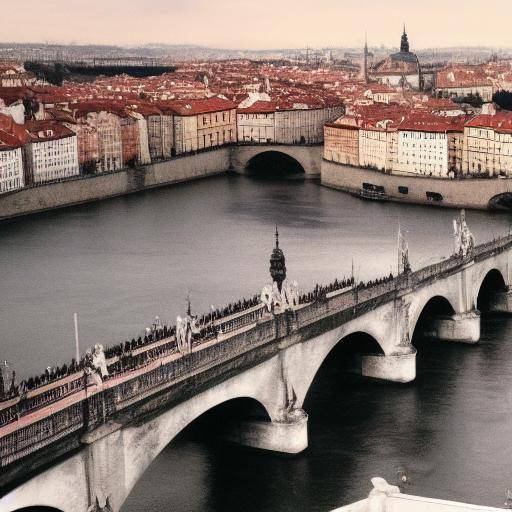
[2, 224, 512, 512]
[231, 143, 323, 176]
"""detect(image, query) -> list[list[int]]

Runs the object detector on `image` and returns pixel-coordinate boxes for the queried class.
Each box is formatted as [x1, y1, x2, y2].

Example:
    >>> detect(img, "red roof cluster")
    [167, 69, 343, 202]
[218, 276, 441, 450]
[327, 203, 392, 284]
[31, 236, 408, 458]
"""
[466, 111, 512, 133]
[165, 97, 237, 116]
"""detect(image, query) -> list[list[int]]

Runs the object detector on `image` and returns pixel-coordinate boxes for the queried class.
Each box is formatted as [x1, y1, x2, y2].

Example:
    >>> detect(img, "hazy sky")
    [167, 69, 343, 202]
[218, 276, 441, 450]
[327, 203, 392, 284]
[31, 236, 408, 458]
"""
[4, 0, 512, 49]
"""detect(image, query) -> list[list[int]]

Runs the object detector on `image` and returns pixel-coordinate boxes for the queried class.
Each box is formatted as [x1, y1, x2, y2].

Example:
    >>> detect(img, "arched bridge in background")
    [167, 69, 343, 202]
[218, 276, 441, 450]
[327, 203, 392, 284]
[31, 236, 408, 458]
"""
[231, 144, 323, 177]
[2, 222, 512, 512]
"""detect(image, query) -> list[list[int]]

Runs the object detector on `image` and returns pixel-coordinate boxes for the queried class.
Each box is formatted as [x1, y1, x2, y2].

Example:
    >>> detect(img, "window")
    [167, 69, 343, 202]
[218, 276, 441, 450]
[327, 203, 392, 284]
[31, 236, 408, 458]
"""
[398, 186, 408, 194]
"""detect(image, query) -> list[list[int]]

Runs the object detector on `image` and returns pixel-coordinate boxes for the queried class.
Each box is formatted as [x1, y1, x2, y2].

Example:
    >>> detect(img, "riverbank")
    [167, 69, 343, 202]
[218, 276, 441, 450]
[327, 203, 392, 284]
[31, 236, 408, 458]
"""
[0, 143, 324, 222]
[0, 149, 230, 221]
[321, 159, 512, 210]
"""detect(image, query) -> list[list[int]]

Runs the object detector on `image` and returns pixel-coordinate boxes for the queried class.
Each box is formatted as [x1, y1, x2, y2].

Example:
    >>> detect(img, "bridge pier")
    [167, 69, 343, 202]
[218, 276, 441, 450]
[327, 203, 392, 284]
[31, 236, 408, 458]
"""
[219, 412, 308, 454]
[485, 287, 512, 314]
[361, 349, 416, 383]
[431, 310, 480, 344]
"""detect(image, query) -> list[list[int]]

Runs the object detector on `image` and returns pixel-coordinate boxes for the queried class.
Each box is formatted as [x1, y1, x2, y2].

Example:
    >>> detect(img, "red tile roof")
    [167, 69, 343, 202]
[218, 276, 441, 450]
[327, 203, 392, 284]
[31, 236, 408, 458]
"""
[466, 112, 512, 133]
[0, 129, 23, 150]
[24, 120, 76, 142]
[237, 101, 276, 114]
[166, 97, 237, 116]
[399, 114, 468, 133]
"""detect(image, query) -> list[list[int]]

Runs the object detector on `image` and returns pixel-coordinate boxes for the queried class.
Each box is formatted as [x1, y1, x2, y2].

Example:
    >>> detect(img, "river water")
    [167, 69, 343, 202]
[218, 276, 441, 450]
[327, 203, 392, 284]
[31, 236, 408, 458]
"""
[1, 174, 512, 510]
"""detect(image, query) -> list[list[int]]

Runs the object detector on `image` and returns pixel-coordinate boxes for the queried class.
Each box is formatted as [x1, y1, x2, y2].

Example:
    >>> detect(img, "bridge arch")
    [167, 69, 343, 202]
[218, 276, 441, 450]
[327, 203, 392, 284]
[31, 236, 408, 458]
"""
[245, 150, 305, 177]
[10, 508, 65, 512]
[0, 371, 278, 512]
[288, 329, 387, 410]
[488, 192, 512, 210]
[232, 144, 322, 176]
[123, 396, 272, 510]
[409, 295, 457, 342]
[476, 268, 507, 312]
[301, 331, 385, 406]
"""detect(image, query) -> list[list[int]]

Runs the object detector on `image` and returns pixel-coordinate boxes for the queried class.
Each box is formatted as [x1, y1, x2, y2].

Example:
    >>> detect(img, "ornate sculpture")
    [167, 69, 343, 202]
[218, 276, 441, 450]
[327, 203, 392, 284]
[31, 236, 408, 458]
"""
[91, 344, 108, 378]
[281, 280, 300, 309]
[176, 298, 200, 354]
[261, 282, 282, 312]
[397, 224, 411, 275]
[396, 298, 411, 347]
[269, 227, 286, 292]
[453, 209, 475, 258]
[261, 280, 299, 313]
[276, 361, 306, 423]
[84, 344, 108, 386]
[87, 496, 113, 512]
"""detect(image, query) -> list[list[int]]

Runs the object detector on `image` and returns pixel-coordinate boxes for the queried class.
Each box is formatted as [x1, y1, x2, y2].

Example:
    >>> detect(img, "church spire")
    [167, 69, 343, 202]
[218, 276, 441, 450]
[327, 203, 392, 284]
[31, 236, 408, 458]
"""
[400, 24, 410, 53]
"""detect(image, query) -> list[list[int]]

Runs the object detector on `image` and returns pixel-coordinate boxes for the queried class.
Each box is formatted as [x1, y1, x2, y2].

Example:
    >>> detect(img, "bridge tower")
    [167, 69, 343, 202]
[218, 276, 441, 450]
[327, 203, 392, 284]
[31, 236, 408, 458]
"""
[269, 227, 286, 292]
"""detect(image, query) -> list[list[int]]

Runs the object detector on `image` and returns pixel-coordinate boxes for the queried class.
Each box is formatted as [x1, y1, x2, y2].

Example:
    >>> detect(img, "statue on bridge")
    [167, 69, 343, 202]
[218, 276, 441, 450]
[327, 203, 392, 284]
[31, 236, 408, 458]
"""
[176, 298, 200, 354]
[84, 344, 109, 387]
[397, 224, 411, 275]
[261, 279, 300, 313]
[454, 209, 475, 259]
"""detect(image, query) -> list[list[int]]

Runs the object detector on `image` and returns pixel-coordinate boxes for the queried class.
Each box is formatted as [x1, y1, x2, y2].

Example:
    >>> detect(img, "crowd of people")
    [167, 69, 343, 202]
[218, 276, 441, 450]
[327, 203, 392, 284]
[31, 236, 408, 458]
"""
[1, 275, 398, 416]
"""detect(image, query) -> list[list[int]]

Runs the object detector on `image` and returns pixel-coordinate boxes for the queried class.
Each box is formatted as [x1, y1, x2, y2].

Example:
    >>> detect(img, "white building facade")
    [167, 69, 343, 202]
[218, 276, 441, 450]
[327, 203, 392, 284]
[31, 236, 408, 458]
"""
[24, 126, 80, 184]
[274, 106, 344, 145]
[237, 111, 275, 143]
[359, 126, 398, 172]
[0, 144, 23, 194]
[397, 129, 449, 177]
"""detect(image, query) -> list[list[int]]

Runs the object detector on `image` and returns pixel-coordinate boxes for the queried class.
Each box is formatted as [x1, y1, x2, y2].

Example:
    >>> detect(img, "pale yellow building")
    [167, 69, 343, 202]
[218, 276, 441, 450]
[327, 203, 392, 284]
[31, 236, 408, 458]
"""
[463, 113, 512, 176]
[359, 122, 399, 173]
[323, 119, 360, 166]
[169, 97, 237, 155]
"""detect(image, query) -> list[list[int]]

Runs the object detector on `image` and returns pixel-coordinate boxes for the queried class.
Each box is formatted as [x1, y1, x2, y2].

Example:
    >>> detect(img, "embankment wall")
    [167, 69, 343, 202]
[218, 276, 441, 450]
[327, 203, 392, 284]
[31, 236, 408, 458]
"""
[0, 149, 230, 221]
[321, 159, 512, 210]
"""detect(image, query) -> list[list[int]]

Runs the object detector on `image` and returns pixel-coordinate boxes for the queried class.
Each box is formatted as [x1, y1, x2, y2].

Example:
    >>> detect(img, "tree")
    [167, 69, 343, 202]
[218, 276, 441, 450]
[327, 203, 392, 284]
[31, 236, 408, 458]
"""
[493, 90, 512, 111]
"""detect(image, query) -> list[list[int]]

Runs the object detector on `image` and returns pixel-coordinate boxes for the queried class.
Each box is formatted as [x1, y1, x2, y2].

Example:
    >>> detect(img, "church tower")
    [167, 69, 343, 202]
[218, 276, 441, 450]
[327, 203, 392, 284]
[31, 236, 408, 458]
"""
[400, 25, 410, 53]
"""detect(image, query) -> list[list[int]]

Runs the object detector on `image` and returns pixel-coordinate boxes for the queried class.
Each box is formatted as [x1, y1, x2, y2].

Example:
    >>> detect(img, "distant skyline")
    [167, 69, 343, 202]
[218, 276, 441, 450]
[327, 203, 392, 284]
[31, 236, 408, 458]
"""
[4, 0, 512, 50]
